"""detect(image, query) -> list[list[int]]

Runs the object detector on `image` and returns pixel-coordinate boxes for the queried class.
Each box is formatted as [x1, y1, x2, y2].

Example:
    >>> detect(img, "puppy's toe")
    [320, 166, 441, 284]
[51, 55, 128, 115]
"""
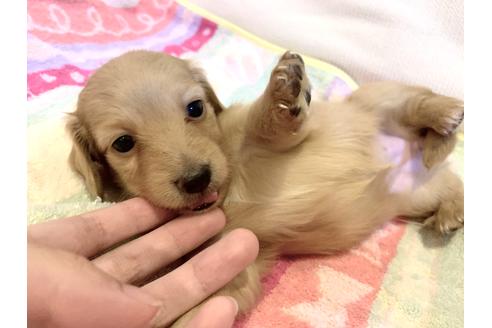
[421, 95, 464, 137]
[268, 51, 311, 125]
[424, 195, 464, 235]
[281, 50, 305, 64]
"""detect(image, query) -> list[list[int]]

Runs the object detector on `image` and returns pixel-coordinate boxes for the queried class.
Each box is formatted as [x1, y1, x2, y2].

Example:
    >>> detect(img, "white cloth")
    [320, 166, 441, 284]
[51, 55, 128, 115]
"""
[187, 0, 463, 99]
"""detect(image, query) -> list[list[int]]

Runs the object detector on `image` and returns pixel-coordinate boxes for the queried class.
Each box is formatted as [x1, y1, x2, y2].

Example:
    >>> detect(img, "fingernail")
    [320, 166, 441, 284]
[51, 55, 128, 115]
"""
[227, 297, 239, 316]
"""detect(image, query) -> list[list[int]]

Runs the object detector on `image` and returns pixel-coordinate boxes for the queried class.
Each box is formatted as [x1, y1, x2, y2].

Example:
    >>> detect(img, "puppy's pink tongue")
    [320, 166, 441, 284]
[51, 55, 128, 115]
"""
[192, 191, 219, 211]
[202, 191, 218, 204]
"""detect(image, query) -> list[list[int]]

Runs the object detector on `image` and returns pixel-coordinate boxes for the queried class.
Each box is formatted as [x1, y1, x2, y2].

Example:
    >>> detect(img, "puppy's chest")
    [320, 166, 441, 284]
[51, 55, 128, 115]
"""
[376, 133, 428, 193]
[223, 153, 292, 206]
[224, 167, 268, 206]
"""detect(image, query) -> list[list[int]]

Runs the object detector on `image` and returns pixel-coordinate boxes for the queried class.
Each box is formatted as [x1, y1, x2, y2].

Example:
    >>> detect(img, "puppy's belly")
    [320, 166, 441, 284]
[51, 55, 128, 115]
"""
[376, 133, 427, 194]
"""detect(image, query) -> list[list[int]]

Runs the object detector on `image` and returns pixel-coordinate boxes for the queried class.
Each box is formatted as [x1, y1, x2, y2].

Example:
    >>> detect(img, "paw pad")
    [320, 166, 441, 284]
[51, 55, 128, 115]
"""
[269, 51, 310, 120]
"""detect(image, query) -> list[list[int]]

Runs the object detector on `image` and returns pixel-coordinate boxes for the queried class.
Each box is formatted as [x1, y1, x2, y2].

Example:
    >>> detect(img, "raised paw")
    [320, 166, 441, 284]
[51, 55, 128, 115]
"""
[421, 95, 464, 137]
[266, 51, 311, 131]
[417, 94, 463, 168]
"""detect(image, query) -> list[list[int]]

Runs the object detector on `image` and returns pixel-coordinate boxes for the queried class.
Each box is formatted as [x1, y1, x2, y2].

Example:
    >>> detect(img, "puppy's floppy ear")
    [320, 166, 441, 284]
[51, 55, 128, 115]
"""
[66, 114, 107, 199]
[188, 63, 225, 115]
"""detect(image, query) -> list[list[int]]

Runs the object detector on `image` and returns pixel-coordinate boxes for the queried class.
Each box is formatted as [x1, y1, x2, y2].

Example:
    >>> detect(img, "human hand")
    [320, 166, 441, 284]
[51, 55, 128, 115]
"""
[27, 198, 258, 328]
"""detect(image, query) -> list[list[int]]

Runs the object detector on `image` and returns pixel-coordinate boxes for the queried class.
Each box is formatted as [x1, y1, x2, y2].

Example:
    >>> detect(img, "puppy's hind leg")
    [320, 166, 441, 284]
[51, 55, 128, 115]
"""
[348, 82, 464, 234]
[348, 82, 464, 169]
[245, 51, 312, 151]
[402, 166, 464, 235]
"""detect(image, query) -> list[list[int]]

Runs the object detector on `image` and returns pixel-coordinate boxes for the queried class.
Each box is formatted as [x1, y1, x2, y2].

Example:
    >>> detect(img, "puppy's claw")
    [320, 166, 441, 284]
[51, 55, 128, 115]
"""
[440, 222, 450, 235]
[423, 96, 464, 137]
[423, 207, 463, 235]
[278, 103, 289, 110]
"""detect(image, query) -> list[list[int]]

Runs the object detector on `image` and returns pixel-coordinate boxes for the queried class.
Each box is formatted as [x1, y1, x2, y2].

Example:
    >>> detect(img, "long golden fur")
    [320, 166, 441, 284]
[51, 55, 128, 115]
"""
[67, 50, 464, 326]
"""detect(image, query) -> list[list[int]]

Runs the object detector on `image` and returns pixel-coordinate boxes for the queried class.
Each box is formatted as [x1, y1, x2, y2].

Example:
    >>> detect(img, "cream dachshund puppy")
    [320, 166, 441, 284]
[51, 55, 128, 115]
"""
[67, 50, 464, 326]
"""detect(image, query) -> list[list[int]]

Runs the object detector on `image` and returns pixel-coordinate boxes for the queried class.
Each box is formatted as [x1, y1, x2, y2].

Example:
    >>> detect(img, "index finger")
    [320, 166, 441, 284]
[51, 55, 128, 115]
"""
[27, 198, 176, 258]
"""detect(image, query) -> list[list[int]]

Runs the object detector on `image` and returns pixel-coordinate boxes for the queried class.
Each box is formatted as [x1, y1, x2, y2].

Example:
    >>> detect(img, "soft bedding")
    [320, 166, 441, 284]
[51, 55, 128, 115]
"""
[27, 1, 463, 327]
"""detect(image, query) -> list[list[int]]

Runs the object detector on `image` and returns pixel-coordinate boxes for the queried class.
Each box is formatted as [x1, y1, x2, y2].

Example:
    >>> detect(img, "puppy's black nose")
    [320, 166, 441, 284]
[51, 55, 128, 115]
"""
[180, 165, 211, 194]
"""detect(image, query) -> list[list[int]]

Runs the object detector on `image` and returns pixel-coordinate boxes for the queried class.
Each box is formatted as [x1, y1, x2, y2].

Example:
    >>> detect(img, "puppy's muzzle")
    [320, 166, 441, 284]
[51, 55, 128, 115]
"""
[177, 164, 211, 194]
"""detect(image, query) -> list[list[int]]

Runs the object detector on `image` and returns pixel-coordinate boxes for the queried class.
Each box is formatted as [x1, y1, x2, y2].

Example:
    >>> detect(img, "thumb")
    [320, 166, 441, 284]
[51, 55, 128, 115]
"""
[28, 243, 159, 328]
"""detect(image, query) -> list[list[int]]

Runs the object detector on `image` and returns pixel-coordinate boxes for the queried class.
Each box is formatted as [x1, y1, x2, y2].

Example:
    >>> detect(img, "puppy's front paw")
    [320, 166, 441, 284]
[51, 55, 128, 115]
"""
[267, 51, 311, 131]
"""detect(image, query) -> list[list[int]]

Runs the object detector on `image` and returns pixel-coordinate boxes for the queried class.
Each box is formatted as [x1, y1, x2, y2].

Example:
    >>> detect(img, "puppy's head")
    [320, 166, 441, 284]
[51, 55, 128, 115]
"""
[67, 51, 229, 212]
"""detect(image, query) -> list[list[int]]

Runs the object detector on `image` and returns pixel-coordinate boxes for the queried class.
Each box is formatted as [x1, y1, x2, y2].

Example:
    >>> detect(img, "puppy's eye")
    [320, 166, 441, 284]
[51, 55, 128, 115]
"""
[186, 100, 204, 119]
[112, 135, 135, 153]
